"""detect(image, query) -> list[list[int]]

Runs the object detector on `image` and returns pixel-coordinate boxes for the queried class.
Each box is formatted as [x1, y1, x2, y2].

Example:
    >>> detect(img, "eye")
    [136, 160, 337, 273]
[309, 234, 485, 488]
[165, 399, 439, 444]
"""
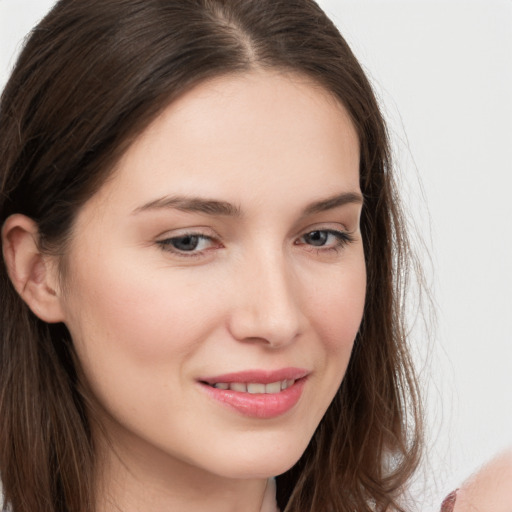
[157, 233, 219, 257]
[297, 229, 354, 251]
[302, 230, 330, 246]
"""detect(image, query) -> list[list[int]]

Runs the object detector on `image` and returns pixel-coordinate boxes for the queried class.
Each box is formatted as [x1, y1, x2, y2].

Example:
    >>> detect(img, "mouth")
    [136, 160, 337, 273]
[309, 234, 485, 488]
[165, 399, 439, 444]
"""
[205, 379, 297, 393]
[198, 368, 309, 419]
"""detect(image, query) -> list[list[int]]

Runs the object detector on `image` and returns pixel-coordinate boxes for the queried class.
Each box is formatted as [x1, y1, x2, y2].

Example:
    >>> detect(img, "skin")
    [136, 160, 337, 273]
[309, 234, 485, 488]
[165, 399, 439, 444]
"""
[3, 70, 366, 511]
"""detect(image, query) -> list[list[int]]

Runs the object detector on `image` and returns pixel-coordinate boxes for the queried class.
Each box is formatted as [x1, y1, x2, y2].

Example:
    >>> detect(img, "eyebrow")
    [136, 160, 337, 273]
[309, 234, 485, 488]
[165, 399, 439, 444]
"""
[132, 195, 242, 217]
[132, 191, 363, 217]
[302, 191, 363, 216]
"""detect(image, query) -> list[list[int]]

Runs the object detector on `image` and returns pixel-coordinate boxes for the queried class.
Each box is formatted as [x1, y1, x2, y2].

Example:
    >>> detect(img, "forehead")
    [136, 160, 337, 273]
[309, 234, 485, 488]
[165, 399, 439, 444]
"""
[81, 70, 360, 217]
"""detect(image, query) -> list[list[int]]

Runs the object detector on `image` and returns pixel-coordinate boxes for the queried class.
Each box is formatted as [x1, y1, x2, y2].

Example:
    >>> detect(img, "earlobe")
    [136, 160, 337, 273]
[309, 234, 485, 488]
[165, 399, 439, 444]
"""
[2, 214, 65, 323]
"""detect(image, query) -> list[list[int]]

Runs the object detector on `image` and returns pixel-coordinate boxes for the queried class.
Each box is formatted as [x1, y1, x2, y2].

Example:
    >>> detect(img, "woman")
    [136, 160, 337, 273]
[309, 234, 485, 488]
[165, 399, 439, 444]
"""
[0, 1, 422, 511]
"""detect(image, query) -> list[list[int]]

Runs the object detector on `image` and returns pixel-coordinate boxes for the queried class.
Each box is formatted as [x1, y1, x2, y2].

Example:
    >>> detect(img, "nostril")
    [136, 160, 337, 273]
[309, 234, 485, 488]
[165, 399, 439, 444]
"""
[226, 269, 303, 346]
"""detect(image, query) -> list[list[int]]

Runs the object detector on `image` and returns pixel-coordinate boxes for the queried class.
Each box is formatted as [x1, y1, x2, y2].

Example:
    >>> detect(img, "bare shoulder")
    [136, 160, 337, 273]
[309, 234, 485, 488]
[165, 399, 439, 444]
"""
[454, 449, 512, 512]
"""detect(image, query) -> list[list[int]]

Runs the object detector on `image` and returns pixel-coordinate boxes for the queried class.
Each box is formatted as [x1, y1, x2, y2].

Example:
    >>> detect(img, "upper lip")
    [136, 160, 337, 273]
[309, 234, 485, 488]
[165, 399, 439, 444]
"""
[199, 367, 309, 385]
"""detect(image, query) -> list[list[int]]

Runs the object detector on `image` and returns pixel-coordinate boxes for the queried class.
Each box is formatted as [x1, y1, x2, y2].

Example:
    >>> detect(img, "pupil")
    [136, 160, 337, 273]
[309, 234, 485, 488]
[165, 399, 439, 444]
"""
[173, 235, 199, 251]
[306, 231, 327, 246]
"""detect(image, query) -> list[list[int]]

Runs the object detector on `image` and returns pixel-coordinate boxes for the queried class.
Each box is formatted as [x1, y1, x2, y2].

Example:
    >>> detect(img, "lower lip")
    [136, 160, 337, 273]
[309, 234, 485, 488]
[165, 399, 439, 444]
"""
[199, 378, 306, 419]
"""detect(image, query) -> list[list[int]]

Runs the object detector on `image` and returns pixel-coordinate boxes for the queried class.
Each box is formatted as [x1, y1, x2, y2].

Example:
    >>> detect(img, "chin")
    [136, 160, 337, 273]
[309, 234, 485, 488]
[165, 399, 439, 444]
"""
[205, 433, 311, 480]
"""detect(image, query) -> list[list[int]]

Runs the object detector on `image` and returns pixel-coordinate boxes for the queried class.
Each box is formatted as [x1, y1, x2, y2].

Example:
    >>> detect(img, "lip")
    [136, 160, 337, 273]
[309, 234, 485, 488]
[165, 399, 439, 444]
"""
[199, 367, 309, 385]
[198, 367, 309, 419]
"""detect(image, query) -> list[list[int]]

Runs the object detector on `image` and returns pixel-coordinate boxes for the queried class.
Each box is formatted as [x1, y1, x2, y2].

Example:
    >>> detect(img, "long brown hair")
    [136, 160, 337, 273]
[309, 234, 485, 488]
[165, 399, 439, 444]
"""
[0, 1, 422, 511]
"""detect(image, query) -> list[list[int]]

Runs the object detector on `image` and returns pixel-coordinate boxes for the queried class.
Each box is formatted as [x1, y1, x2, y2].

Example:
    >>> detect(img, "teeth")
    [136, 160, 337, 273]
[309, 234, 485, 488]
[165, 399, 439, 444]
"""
[247, 383, 265, 394]
[281, 379, 295, 390]
[265, 381, 281, 394]
[211, 379, 296, 393]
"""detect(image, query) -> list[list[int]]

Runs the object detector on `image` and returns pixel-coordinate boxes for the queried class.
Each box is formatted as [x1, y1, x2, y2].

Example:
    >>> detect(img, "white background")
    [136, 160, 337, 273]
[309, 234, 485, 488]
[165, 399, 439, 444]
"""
[1, 1, 511, 510]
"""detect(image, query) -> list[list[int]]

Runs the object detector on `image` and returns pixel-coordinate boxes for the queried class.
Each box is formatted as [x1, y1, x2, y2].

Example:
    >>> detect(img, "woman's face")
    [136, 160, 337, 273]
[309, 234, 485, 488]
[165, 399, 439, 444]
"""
[59, 70, 366, 481]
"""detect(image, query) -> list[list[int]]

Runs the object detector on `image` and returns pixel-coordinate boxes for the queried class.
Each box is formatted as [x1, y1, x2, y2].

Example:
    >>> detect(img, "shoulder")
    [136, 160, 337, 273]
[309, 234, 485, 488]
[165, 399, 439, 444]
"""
[452, 449, 512, 512]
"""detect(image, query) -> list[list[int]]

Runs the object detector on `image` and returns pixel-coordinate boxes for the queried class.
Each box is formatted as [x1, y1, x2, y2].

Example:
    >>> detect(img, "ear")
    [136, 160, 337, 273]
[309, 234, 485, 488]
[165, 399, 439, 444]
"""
[2, 214, 65, 323]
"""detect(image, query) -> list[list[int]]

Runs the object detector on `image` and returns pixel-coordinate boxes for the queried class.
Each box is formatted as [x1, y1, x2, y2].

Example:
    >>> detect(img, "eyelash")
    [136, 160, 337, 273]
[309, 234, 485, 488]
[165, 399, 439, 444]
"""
[156, 229, 355, 259]
[295, 229, 355, 253]
[156, 234, 218, 259]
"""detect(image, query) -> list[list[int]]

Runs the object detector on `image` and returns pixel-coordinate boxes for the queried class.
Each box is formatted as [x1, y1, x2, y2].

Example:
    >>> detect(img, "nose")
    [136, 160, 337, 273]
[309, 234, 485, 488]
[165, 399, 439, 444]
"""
[226, 250, 304, 348]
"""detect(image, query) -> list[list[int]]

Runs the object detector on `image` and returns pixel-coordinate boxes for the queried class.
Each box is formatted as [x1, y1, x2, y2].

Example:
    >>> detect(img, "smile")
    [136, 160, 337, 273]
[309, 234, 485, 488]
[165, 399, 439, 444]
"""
[198, 368, 308, 419]
[210, 380, 296, 393]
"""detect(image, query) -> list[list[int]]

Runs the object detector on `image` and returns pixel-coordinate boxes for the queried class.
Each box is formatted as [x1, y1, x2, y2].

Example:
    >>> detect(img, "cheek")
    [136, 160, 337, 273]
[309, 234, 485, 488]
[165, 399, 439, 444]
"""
[302, 250, 366, 411]
[65, 255, 215, 364]
[311, 252, 366, 353]
[60, 258, 216, 433]
[61, 258, 217, 428]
